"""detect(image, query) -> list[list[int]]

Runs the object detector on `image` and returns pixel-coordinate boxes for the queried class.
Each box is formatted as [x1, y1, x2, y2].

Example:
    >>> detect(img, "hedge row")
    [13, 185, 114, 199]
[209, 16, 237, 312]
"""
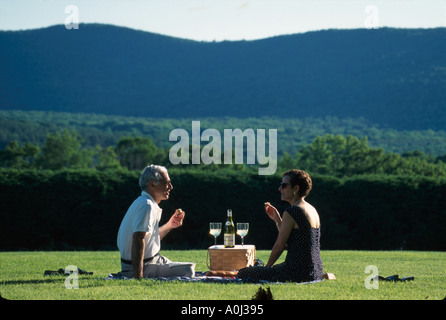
[1, 169, 445, 251]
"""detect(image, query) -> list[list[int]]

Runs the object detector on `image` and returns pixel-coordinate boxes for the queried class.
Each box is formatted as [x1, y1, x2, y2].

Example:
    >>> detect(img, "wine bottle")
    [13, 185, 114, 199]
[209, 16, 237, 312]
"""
[224, 209, 235, 248]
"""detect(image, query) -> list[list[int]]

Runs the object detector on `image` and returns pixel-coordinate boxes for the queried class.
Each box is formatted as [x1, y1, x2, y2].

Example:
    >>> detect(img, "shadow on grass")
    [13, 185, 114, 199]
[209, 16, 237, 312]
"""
[1, 275, 97, 286]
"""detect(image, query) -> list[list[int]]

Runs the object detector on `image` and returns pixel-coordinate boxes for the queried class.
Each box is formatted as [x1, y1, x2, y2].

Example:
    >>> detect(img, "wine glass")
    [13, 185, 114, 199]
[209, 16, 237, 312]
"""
[209, 222, 222, 246]
[237, 223, 249, 246]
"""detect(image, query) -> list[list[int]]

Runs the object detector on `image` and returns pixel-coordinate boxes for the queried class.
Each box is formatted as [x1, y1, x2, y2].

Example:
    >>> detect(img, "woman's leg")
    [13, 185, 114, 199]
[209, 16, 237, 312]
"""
[238, 263, 290, 282]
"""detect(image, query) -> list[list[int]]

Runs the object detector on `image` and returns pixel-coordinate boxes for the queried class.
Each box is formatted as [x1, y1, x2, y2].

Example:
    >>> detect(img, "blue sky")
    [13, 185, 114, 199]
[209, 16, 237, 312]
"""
[0, 0, 445, 41]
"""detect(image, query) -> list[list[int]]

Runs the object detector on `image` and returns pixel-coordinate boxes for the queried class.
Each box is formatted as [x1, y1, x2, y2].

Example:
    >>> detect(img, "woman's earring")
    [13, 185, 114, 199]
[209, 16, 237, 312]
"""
[293, 192, 297, 195]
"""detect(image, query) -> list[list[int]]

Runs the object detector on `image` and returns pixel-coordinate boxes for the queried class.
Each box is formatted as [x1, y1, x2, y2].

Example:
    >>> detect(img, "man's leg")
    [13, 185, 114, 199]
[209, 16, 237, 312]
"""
[143, 255, 195, 278]
[118, 263, 134, 278]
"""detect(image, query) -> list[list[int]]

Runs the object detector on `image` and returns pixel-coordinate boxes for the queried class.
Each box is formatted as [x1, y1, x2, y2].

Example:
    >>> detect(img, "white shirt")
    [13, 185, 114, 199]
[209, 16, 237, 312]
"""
[117, 191, 162, 261]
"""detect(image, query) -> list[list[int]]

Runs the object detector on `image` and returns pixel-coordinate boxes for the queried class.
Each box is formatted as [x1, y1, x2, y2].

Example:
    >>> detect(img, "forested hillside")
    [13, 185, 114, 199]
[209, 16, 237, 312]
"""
[2, 121, 446, 177]
[1, 25, 445, 130]
[2, 111, 446, 156]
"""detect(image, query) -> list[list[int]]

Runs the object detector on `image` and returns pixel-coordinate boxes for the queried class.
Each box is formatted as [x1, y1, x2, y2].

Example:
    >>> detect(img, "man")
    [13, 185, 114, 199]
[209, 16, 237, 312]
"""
[117, 165, 195, 279]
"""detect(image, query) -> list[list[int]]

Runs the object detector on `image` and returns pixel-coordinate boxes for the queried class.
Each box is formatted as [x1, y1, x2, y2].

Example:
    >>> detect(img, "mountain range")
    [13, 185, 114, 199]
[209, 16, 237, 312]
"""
[1, 24, 445, 130]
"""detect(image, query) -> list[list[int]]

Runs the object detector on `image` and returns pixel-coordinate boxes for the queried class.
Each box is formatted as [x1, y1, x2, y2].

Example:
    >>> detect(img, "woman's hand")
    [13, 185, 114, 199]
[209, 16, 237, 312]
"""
[264, 202, 281, 224]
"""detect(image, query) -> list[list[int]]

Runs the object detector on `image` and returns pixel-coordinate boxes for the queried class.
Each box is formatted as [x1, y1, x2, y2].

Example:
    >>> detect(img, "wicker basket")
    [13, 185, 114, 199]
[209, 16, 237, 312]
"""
[207, 245, 256, 271]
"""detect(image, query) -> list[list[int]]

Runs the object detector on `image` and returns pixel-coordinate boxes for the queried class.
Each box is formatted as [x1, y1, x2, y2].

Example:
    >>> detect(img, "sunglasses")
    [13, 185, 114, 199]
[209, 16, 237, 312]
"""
[279, 182, 290, 189]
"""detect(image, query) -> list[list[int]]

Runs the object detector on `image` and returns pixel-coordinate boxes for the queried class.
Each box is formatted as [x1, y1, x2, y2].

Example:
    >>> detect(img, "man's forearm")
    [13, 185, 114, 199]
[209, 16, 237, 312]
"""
[132, 233, 145, 279]
[159, 224, 172, 240]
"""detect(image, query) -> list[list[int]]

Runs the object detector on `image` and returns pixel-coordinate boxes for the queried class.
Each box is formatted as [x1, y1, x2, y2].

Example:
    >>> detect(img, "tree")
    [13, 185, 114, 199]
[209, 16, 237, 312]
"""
[296, 134, 392, 176]
[115, 137, 163, 170]
[294, 134, 446, 177]
[0, 140, 40, 168]
[36, 129, 93, 170]
[277, 151, 297, 170]
[92, 145, 121, 170]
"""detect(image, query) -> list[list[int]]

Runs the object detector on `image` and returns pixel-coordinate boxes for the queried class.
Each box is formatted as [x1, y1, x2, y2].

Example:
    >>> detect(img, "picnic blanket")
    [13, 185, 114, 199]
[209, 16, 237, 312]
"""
[103, 271, 324, 285]
[43, 267, 326, 285]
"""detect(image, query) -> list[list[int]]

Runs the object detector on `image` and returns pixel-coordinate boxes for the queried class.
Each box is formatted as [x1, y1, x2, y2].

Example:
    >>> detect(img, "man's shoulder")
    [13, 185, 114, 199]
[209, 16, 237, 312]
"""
[131, 193, 160, 214]
[132, 194, 154, 208]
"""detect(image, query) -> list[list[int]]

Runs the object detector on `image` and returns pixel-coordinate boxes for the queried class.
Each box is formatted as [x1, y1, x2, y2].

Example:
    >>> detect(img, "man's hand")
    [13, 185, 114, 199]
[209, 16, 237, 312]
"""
[169, 209, 185, 229]
[159, 209, 185, 239]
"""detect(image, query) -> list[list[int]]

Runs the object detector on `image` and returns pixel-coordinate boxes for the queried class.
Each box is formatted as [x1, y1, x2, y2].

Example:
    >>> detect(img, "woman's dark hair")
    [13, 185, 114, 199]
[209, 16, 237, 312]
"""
[282, 169, 312, 198]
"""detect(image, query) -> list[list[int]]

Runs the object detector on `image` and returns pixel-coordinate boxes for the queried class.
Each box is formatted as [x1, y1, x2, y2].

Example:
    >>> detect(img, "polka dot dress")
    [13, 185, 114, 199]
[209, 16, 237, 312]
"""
[238, 205, 323, 283]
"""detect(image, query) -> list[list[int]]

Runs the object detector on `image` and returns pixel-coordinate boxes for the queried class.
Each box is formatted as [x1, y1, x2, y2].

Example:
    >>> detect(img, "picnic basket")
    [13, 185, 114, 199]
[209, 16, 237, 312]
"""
[207, 245, 256, 271]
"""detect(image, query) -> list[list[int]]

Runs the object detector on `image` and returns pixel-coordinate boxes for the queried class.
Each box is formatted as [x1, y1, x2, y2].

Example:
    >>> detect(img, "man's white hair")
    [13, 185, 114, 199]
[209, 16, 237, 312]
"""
[139, 165, 167, 191]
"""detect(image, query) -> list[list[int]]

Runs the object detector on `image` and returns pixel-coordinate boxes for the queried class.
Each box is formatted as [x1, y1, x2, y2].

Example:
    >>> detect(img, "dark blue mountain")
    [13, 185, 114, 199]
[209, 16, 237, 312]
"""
[1, 24, 445, 130]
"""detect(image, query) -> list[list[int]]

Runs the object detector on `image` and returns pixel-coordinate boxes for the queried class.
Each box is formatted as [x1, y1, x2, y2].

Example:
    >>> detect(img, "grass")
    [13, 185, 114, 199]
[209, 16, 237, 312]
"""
[0, 250, 445, 300]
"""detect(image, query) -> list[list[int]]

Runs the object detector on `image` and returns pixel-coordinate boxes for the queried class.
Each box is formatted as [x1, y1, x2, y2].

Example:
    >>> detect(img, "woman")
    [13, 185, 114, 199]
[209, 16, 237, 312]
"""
[238, 169, 323, 282]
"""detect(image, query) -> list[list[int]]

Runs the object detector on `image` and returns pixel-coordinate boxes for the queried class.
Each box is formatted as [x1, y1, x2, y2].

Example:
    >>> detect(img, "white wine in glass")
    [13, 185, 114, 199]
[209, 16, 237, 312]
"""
[209, 222, 222, 246]
[236, 223, 249, 245]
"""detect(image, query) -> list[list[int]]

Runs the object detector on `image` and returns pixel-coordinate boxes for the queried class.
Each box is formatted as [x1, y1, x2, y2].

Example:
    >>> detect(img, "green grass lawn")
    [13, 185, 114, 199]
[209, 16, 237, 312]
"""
[0, 250, 444, 300]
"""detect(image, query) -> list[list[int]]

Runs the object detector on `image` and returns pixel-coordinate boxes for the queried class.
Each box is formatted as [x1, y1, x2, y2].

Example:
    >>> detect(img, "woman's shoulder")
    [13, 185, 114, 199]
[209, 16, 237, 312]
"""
[286, 205, 304, 213]
[286, 203, 320, 228]
[285, 205, 306, 220]
[286, 201, 317, 213]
